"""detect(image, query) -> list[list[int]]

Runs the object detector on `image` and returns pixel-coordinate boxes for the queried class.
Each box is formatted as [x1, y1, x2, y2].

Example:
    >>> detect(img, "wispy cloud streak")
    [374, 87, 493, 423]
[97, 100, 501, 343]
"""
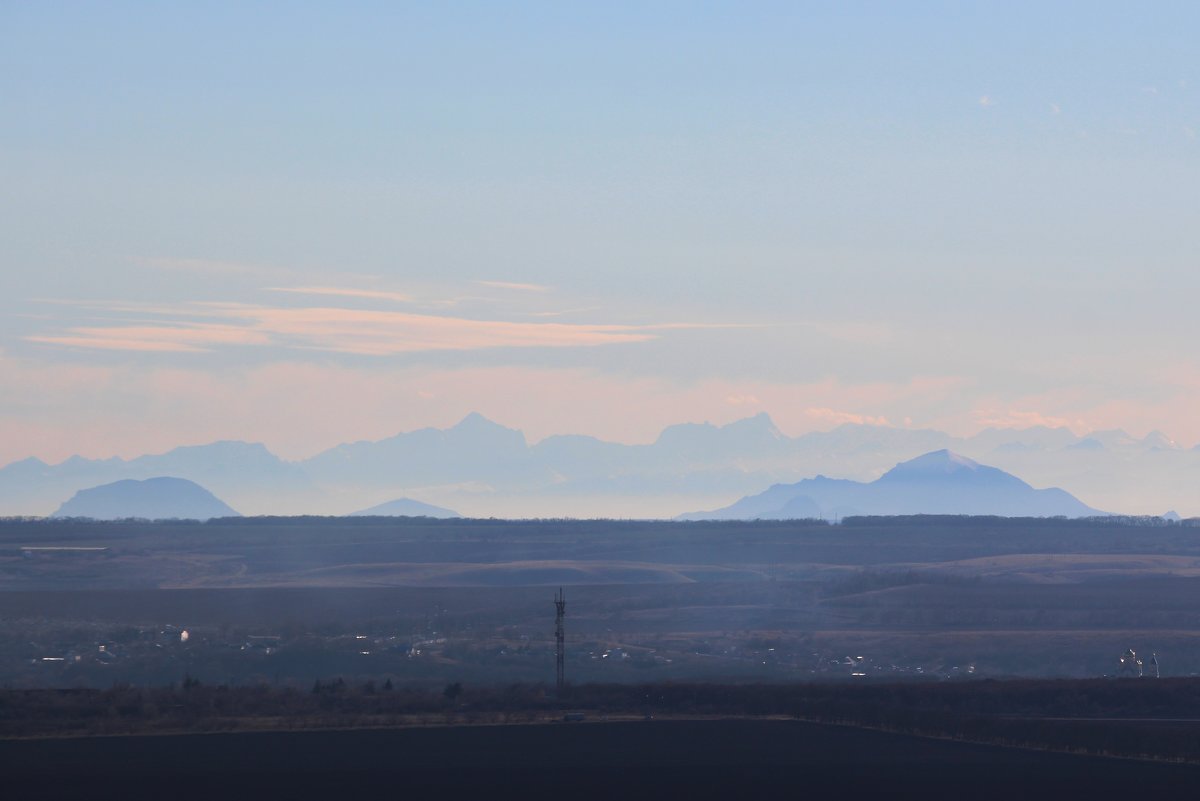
[268, 286, 414, 303]
[23, 299, 736, 355]
[476, 280, 551, 293]
[27, 323, 270, 353]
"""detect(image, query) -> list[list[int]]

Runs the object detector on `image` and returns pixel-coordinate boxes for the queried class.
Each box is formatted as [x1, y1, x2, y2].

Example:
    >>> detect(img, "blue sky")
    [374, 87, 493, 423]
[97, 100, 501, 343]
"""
[2, 2, 1198, 462]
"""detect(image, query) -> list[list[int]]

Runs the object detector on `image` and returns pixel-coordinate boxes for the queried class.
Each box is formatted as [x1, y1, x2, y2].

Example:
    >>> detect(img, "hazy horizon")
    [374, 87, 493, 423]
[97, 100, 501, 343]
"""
[4, 408, 1197, 519]
[2, 407, 1195, 466]
[5, 3, 1198, 490]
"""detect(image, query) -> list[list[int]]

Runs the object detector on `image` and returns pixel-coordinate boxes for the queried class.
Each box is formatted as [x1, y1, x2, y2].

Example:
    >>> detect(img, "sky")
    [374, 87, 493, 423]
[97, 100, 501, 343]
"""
[3, 2, 1199, 464]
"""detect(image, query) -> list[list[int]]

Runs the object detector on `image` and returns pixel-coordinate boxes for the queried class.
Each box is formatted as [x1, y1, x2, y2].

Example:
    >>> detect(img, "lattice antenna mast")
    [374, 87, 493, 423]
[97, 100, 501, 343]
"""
[554, 587, 566, 692]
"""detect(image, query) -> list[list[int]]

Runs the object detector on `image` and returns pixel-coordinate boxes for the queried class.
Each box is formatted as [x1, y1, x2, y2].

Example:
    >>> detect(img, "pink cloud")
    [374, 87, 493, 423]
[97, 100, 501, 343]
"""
[239, 306, 657, 354]
[725, 394, 761, 406]
[476, 280, 551, 292]
[2, 357, 1199, 471]
[804, 407, 891, 427]
[0, 359, 971, 464]
[972, 408, 1088, 432]
[267, 286, 414, 303]
[24, 302, 681, 355]
[25, 324, 270, 353]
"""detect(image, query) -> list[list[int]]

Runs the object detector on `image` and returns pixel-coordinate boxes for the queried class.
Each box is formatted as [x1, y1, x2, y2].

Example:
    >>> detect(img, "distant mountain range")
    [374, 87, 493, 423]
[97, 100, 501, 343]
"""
[1, 412, 1195, 518]
[678, 450, 1104, 521]
[351, 498, 461, 518]
[52, 477, 239, 521]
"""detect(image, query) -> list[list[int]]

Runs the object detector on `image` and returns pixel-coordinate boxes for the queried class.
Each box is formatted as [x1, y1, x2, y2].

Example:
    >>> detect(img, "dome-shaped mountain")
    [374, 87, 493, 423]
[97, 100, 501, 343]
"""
[52, 477, 239, 521]
[678, 450, 1105, 520]
[876, 449, 1029, 488]
[351, 497, 460, 518]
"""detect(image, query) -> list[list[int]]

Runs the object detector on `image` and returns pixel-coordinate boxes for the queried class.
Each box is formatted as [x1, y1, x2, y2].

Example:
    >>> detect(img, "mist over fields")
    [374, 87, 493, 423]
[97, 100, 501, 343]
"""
[6, 515, 1200, 691]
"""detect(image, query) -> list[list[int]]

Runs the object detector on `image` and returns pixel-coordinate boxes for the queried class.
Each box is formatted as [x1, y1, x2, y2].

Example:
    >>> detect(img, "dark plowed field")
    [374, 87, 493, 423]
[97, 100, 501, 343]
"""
[7, 719, 1198, 800]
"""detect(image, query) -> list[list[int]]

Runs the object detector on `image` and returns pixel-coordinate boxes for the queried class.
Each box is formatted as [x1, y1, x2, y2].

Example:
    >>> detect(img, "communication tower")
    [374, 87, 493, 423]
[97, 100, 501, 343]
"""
[554, 587, 566, 692]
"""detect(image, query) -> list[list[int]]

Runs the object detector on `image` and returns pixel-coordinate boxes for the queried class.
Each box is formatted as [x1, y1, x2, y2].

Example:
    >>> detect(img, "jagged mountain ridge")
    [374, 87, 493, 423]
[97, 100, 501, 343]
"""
[0, 440, 313, 518]
[303, 412, 535, 489]
[1, 413, 1194, 517]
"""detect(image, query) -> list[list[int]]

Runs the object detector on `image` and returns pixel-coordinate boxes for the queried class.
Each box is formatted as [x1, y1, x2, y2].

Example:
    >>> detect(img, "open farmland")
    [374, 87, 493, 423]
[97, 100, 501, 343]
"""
[2, 516, 1199, 686]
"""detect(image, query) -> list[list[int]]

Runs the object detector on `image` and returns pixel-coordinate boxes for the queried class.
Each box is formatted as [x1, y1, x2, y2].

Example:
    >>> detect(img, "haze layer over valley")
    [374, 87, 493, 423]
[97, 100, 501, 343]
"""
[4, 412, 1195, 519]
